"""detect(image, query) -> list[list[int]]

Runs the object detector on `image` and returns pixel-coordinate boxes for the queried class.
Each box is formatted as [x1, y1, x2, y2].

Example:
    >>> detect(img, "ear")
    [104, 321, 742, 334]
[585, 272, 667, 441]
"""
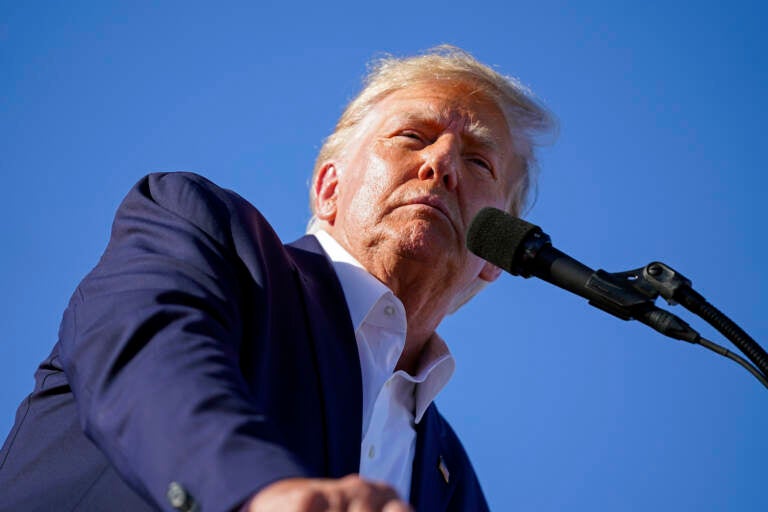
[314, 162, 339, 224]
[478, 261, 502, 283]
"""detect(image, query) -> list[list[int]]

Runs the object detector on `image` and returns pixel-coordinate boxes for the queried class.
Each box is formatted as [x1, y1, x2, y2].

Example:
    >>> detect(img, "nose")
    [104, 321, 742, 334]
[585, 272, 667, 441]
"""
[417, 134, 459, 191]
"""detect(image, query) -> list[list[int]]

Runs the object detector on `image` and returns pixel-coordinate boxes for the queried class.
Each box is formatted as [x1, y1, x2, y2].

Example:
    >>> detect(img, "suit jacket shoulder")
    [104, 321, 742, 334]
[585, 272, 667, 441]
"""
[0, 172, 361, 512]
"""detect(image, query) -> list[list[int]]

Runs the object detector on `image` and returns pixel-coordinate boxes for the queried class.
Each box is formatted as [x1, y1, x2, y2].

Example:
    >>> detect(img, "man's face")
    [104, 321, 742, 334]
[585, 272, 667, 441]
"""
[316, 80, 522, 295]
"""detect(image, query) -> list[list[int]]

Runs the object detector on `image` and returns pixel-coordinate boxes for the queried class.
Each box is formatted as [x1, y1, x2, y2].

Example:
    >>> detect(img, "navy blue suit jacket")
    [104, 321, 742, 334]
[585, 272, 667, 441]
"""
[0, 173, 489, 512]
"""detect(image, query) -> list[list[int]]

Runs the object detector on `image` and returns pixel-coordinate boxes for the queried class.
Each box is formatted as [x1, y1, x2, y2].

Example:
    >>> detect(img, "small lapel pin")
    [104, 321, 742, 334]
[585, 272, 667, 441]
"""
[438, 455, 450, 484]
[167, 481, 200, 512]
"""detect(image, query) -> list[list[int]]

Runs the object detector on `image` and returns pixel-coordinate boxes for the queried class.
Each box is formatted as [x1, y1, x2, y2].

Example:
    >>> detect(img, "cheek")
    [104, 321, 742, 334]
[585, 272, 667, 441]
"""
[342, 154, 392, 218]
[339, 140, 418, 222]
[462, 180, 509, 213]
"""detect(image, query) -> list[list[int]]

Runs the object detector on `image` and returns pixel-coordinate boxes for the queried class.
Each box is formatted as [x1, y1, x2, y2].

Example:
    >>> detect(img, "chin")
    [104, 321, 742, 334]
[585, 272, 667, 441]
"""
[390, 220, 457, 261]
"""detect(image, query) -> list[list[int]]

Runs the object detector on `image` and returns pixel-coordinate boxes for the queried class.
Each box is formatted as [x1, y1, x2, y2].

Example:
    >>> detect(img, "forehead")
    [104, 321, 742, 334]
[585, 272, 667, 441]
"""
[373, 81, 509, 131]
[360, 81, 521, 177]
[361, 81, 513, 155]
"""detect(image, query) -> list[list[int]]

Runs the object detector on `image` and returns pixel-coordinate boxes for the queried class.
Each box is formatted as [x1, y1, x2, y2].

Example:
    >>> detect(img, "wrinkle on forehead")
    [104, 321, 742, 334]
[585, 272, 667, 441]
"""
[397, 105, 504, 155]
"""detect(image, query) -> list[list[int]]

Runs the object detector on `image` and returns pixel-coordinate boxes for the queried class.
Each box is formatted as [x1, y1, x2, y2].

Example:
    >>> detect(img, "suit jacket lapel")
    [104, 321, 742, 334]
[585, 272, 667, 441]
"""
[286, 236, 458, 511]
[286, 235, 362, 478]
[410, 404, 456, 512]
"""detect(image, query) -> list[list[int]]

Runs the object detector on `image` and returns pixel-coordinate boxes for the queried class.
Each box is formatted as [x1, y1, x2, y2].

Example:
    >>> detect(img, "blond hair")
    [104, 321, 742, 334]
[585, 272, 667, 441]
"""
[307, 46, 555, 311]
[309, 45, 555, 225]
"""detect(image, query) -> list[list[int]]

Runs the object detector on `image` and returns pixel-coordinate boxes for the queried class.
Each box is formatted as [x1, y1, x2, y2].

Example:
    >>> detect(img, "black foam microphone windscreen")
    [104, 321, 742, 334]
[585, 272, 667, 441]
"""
[466, 207, 543, 275]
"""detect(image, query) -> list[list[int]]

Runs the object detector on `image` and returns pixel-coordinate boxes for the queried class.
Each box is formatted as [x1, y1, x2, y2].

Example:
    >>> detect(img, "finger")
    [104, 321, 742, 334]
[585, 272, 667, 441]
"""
[347, 487, 406, 512]
[382, 501, 413, 512]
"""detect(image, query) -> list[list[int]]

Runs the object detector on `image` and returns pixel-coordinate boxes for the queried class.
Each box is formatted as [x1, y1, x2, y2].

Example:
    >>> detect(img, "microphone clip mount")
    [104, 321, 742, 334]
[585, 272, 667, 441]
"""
[588, 261, 693, 310]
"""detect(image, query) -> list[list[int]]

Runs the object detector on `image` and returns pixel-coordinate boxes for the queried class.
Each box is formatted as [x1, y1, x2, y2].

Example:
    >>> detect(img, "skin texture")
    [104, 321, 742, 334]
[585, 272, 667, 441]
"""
[249, 80, 522, 511]
[316, 80, 521, 373]
[246, 476, 412, 512]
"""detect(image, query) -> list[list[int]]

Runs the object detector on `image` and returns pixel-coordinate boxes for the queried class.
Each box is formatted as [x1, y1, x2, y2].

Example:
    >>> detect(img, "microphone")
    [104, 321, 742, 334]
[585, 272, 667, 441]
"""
[466, 207, 595, 297]
[466, 207, 699, 342]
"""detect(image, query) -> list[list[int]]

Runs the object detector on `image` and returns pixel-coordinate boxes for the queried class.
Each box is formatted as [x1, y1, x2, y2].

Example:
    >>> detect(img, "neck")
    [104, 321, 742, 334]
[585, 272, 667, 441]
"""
[363, 249, 459, 375]
[321, 223, 466, 374]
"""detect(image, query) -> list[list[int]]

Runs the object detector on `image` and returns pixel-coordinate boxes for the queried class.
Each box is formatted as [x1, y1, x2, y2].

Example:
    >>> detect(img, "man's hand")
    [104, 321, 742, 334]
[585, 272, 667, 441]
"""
[245, 475, 413, 512]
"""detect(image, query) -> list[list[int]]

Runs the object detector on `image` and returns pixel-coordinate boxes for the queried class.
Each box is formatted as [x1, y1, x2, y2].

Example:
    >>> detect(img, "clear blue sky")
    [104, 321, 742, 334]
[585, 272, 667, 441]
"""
[1, 2, 766, 510]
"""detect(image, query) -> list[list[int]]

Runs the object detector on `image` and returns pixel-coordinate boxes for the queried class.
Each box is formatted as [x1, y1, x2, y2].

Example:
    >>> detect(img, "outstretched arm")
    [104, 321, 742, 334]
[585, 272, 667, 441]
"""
[59, 173, 310, 511]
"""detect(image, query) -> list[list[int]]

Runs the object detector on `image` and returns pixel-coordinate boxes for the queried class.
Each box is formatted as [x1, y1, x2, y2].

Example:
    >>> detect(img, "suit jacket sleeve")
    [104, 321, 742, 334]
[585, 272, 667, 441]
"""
[58, 172, 310, 512]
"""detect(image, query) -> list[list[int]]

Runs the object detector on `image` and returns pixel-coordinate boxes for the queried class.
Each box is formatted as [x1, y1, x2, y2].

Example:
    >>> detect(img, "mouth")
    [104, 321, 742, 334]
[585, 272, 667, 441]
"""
[401, 196, 455, 228]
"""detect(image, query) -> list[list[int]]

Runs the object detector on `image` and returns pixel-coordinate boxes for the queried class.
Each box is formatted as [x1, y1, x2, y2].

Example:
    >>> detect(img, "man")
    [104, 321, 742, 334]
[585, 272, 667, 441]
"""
[0, 46, 552, 511]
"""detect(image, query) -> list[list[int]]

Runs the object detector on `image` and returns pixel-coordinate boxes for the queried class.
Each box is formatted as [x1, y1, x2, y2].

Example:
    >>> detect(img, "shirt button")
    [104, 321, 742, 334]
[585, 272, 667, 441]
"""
[368, 445, 376, 459]
[384, 305, 395, 316]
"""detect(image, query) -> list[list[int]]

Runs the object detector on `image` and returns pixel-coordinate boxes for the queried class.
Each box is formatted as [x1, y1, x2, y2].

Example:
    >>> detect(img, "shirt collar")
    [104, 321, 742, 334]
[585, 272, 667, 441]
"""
[314, 230, 455, 422]
[314, 230, 403, 334]
[407, 332, 455, 423]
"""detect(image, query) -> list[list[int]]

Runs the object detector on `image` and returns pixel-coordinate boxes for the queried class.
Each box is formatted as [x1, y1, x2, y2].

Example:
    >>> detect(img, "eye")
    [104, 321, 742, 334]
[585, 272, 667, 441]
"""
[396, 130, 428, 145]
[467, 155, 494, 175]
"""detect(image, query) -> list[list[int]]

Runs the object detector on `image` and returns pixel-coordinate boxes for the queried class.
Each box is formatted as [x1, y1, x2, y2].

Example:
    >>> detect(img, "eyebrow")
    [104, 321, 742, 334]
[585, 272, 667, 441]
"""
[396, 108, 502, 154]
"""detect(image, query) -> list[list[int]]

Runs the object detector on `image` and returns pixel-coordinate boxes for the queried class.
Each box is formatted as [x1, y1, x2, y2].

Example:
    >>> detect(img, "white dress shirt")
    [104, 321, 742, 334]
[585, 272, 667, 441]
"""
[314, 230, 456, 501]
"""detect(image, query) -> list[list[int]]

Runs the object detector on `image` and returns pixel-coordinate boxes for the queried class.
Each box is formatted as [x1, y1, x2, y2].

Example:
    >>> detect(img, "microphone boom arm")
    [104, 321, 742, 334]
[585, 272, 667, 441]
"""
[466, 207, 767, 388]
[528, 250, 768, 388]
[526, 245, 700, 342]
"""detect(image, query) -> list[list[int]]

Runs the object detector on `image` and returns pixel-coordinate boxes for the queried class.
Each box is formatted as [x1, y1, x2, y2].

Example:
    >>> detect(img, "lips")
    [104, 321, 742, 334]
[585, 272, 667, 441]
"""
[401, 195, 455, 227]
